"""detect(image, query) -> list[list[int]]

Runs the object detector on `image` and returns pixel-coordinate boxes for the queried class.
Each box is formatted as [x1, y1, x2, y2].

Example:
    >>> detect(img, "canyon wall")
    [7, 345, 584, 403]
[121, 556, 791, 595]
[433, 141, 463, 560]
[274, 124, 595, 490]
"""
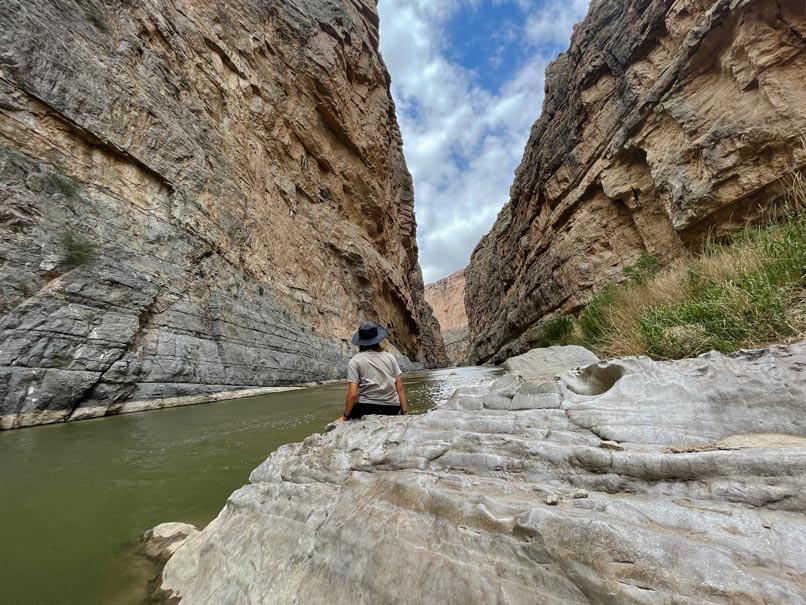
[0, 0, 445, 429]
[424, 269, 470, 364]
[466, 0, 806, 364]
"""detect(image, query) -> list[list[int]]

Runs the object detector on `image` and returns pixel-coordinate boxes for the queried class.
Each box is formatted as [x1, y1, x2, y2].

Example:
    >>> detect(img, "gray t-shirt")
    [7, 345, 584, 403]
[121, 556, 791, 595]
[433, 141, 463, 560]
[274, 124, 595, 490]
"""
[347, 351, 402, 406]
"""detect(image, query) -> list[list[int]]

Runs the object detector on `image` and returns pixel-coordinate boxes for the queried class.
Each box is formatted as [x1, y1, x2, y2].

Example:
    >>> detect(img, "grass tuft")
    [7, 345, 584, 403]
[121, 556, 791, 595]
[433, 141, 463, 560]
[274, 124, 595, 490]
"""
[62, 231, 96, 268]
[531, 315, 575, 348]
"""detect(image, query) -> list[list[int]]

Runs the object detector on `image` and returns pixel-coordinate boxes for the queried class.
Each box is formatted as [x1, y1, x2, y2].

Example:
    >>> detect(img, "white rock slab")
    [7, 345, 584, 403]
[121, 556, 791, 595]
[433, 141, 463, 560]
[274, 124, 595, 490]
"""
[159, 342, 806, 604]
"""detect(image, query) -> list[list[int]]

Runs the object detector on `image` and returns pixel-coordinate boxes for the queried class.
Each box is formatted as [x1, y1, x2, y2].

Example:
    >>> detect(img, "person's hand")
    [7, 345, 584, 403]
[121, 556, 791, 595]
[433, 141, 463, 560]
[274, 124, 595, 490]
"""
[335, 416, 345, 423]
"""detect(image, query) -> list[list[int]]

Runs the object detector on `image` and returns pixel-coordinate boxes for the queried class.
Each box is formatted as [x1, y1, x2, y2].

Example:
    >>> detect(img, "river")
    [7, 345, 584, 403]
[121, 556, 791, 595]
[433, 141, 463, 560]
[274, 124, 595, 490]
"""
[0, 366, 500, 604]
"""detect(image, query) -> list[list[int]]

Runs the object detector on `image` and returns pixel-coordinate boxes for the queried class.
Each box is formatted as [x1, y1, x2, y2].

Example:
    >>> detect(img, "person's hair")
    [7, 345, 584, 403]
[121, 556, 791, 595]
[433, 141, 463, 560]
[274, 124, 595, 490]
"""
[359, 342, 385, 352]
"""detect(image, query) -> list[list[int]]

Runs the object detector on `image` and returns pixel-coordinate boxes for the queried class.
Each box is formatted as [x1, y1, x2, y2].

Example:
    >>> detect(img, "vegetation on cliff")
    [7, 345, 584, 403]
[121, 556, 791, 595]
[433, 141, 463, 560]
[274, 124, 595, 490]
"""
[538, 176, 806, 360]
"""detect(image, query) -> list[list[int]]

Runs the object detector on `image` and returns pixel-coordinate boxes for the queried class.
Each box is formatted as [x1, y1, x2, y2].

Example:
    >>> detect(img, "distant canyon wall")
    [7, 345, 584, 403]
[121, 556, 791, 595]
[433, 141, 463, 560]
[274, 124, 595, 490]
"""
[424, 269, 470, 365]
[0, 0, 445, 429]
[466, 0, 806, 364]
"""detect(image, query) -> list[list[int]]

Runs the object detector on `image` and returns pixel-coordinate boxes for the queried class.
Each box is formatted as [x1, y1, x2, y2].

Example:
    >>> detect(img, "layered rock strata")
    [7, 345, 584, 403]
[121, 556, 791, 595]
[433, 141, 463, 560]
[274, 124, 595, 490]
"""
[424, 269, 470, 365]
[159, 341, 806, 604]
[466, 0, 806, 364]
[0, 0, 445, 429]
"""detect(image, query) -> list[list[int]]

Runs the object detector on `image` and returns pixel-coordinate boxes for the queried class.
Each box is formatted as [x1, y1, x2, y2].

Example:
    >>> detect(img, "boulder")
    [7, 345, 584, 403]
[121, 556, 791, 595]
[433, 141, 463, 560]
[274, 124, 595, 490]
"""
[143, 523, 199, 563]
[503, 345, 600, 382]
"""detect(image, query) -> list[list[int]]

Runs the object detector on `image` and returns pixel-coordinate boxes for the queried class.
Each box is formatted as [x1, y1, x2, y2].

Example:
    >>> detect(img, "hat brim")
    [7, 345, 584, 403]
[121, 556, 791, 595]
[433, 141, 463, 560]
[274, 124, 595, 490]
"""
[351, 325, 387, 346]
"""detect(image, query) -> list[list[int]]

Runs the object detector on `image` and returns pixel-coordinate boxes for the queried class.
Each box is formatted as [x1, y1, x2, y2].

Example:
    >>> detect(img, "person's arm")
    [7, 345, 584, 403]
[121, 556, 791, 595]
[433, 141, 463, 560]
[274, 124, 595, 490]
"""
[395, 375, 408, 415]
[337, 383, 359, 422]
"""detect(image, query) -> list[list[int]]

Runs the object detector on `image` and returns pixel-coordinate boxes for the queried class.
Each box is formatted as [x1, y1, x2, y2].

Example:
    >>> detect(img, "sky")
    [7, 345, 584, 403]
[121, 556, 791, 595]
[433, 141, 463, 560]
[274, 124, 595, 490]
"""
[377, 0, 591, 284]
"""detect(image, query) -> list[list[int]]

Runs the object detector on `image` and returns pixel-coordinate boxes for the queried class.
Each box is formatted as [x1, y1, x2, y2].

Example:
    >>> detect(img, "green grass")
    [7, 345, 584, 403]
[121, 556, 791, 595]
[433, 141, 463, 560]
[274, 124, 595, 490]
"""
[572, 181, 806, 359]
[531, 315, 574, 348]
[622, 252, 660, 285]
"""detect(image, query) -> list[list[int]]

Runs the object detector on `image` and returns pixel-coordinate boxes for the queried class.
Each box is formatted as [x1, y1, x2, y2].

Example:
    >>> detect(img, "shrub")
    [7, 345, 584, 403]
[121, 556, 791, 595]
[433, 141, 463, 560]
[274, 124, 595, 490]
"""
[62, 231, 95, 268]
[46, 172, 79, 198]
[84, 6, 108, 31]
[578, 287, 620, 348]
[623, 252, 660, 285]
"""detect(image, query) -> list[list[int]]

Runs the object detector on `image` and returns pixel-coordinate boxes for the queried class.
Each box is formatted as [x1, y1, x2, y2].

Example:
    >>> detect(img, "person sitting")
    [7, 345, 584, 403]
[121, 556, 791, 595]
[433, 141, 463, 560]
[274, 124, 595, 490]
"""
[336, 322, 408, 421]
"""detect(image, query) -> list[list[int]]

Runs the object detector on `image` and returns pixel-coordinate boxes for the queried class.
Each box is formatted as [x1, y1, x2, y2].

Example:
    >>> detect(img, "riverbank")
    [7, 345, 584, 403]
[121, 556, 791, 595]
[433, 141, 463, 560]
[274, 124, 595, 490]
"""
[0, 384, 313, 430]
[158, 343, 806, 604]
[2, 347, 427, 431]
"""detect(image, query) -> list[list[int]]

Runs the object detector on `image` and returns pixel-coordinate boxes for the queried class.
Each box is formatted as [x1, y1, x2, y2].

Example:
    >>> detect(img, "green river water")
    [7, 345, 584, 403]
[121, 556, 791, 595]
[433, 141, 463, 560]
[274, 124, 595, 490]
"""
[0, 366, 500, 604]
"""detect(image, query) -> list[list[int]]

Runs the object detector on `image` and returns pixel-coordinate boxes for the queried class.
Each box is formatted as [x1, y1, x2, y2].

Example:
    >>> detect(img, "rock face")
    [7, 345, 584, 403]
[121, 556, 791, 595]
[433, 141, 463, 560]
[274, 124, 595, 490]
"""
[159, 341, 806, 604]
[465, 0, 806, 364]
[0, 0, 445, 429]
[424, 269, 470, 365]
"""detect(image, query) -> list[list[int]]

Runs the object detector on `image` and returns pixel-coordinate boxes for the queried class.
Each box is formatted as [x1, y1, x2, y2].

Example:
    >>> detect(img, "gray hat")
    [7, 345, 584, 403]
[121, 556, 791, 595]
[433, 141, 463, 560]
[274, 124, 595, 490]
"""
[352, 322, 387, 346]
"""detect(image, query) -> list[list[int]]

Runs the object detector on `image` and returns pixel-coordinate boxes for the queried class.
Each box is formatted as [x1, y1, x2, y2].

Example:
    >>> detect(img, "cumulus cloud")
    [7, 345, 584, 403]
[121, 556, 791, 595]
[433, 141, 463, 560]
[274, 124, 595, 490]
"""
[524, 0, 591, 46]
[377, 0, 590, 283]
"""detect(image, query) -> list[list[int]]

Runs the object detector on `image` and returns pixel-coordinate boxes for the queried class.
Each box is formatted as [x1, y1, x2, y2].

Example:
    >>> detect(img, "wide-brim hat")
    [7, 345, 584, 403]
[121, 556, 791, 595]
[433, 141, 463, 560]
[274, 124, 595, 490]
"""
[352, 321, 387, 346]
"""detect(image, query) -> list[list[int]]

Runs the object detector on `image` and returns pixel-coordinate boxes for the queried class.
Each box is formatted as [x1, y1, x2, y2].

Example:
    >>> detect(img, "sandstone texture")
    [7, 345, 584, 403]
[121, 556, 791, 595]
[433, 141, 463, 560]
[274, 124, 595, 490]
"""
[466, 0, 806, 364]
[159, 341, 806, 604]
[424, 268, 470, 365]
[0, 0, 445, 429]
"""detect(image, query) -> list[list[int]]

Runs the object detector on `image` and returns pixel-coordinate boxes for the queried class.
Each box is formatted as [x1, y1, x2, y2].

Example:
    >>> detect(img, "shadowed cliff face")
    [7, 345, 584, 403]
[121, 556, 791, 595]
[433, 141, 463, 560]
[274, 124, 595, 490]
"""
[465, 0, 806, 364]
[0, 0, 445, 429]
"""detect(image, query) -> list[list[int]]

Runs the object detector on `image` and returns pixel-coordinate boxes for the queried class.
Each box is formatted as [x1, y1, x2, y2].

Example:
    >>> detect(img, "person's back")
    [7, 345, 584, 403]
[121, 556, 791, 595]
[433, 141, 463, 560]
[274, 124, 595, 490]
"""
[337, 322, 408, 421]
[348, 350, 401, 406]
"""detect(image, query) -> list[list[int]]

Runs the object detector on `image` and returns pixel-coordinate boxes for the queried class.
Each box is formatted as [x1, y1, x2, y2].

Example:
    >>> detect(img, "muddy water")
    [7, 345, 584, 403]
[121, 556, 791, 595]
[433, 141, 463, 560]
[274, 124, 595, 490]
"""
[0, 366, 500, 604]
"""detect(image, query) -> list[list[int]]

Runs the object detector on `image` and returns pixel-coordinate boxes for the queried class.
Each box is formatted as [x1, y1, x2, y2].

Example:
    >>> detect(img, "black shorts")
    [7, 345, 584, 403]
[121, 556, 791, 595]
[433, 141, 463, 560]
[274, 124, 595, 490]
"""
[347, 403, 401, 419]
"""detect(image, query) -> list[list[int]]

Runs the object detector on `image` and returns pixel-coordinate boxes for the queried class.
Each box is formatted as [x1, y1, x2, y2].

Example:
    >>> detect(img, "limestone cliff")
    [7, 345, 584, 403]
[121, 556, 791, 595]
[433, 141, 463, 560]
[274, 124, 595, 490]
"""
[158, 342, 806, 603]
[466, 0, 806, 364]
[0, 0, 445, 429]
[424, 269, 470, 364]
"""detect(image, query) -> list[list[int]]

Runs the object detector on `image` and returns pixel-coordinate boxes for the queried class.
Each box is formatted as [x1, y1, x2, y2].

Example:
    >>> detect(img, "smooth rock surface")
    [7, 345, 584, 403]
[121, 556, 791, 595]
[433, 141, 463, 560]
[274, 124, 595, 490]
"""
[503, 345, 600, 382]
[159, 341, 806, 604]
[466, 0, 806, 364]
[143, 523, 200, 563]
[0, 0, 445, 428]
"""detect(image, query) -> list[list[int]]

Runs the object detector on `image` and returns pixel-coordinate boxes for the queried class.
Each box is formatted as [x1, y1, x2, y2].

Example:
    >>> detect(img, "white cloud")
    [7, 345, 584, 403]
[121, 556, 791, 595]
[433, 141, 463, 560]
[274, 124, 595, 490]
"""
[377, 0, 590, 283]
[524, 0, 590, 46]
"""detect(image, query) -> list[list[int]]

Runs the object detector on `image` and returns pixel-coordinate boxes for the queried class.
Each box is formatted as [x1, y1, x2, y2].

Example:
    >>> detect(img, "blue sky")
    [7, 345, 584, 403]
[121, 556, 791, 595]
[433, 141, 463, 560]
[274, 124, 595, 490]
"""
[377, 0, 590, 283]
